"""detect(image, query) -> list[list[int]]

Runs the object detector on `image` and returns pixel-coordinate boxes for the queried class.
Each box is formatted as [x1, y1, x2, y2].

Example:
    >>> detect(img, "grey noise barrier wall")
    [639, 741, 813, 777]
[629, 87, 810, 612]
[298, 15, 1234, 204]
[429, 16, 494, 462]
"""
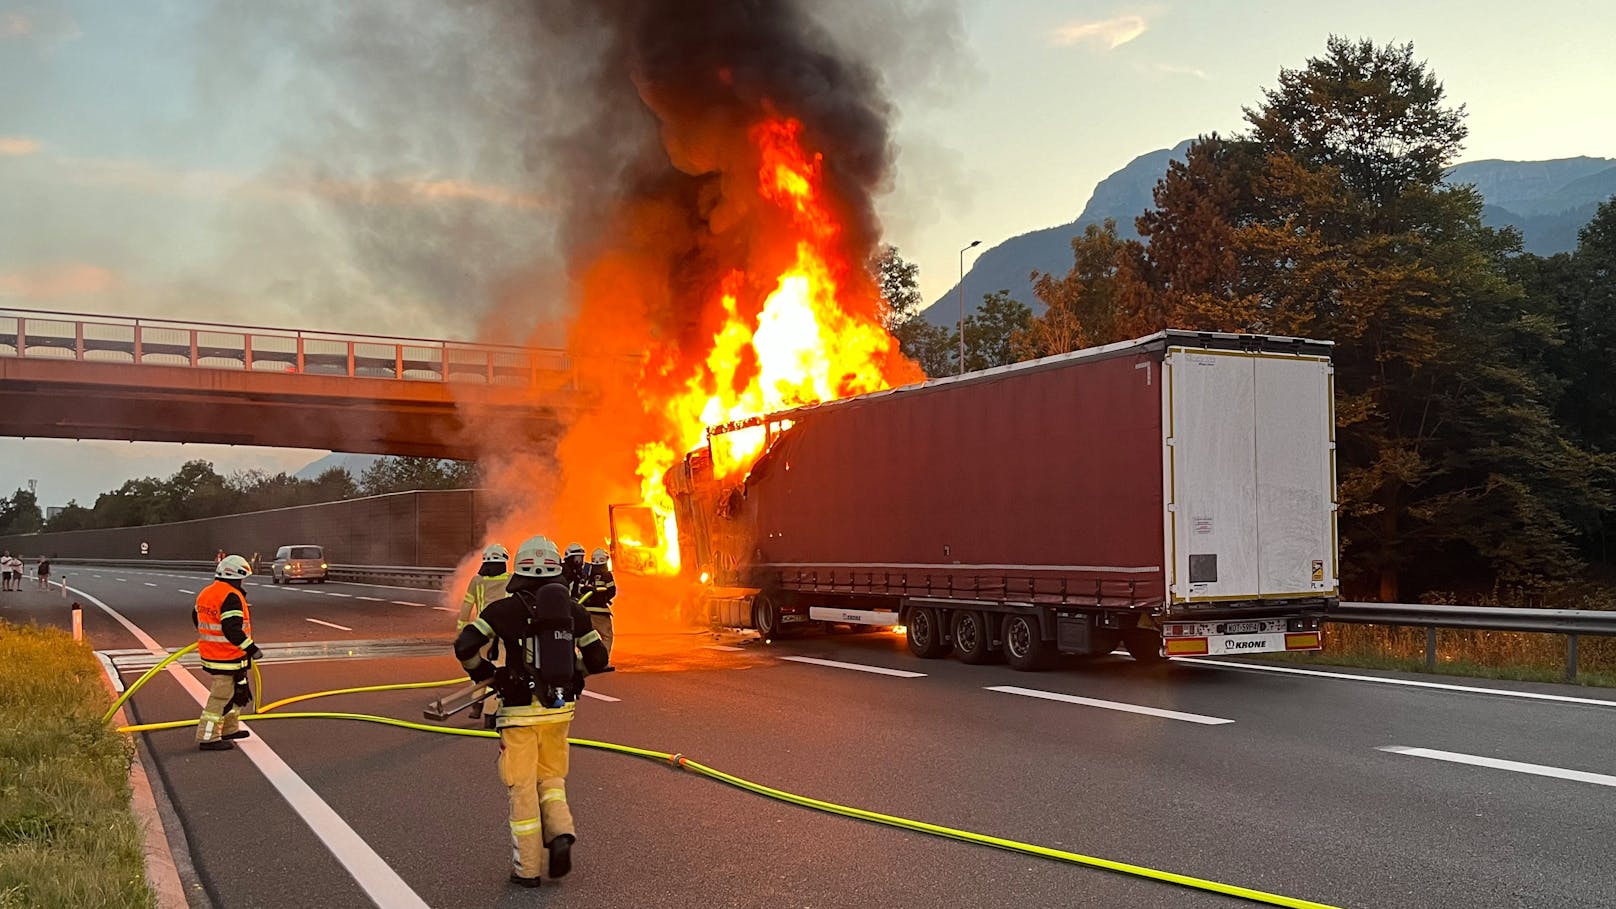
[0, 489, 490, 568]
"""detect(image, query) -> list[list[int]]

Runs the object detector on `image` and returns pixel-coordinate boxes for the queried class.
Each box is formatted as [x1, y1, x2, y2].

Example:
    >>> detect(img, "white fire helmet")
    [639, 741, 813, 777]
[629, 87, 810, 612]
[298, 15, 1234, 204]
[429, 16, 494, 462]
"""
[564, 542, 586, 560]
[512, 536, 563, 578]
[481, 543, 510, 566]
[591, 548, 610, 566]
[215, 555, 252, 580]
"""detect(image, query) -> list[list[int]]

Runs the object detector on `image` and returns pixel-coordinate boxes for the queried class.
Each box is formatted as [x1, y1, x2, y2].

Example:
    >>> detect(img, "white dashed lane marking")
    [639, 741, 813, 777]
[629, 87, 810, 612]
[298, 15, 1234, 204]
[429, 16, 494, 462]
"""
[779, 656, 926, 678]
[1380, 746, 1616, 788]
[391, 600, 422, 607]
[985, 685, 1235, 725]
[305, 618, 354, 632]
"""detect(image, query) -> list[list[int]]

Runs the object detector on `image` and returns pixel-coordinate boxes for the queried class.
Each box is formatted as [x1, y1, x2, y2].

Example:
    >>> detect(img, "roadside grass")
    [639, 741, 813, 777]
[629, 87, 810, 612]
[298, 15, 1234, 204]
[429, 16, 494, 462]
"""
[1256, 623, 1616, 689]
[0, 621, 154, 909]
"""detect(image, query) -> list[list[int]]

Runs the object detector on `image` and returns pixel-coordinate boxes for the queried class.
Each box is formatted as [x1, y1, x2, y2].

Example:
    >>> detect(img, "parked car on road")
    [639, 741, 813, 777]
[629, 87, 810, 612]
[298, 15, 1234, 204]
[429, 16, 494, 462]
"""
[272, 545, 328, 584]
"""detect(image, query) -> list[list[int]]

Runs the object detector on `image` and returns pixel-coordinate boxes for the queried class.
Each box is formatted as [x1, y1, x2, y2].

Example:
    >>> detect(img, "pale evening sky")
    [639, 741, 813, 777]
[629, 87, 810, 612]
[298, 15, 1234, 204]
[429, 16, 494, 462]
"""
[3, 0, 1613, 508]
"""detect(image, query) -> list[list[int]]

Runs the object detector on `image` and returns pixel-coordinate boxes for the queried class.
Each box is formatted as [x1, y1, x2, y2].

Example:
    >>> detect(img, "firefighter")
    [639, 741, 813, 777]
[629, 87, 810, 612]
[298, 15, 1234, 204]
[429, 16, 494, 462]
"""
[457, 543, 510, 720]
[192, 555, 262, 751]
[454, 535, 608, 888]
[579, 548, 616, 661]
[561, 542, 589, 599]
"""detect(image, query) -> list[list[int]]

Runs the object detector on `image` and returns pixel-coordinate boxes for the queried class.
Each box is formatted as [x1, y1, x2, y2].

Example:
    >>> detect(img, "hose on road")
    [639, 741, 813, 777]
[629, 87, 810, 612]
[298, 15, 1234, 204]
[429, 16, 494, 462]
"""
[112, 676, 1342, 909]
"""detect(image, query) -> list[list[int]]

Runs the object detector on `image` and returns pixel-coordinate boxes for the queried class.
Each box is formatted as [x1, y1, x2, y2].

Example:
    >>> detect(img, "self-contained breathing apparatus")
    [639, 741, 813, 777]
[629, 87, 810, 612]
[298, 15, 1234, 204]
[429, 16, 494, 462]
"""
[492, 584, 581, 710]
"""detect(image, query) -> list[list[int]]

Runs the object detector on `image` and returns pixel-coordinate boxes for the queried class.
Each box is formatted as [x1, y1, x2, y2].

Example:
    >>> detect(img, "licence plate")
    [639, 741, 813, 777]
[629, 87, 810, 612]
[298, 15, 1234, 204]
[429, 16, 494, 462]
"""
[1223, 621, 1262, 634]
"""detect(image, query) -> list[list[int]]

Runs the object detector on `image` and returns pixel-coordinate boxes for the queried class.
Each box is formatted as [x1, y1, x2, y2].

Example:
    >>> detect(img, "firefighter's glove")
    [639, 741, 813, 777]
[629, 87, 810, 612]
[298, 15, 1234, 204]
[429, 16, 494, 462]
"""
[246, 645, 264, 661]
[468, 659, 496, 684]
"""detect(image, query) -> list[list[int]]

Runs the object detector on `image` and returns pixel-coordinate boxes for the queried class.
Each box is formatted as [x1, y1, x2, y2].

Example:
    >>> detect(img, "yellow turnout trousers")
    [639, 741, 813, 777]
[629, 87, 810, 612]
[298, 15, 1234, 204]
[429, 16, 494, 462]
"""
[497, 709, 575, 878]
[589, 612, 614, 658]
[196, 671, 245, 743]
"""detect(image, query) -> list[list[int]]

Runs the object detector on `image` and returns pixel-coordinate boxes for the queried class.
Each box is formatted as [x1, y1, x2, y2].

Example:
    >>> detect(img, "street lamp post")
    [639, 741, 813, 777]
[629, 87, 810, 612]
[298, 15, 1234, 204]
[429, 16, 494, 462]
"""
[958, 240, 981, 375]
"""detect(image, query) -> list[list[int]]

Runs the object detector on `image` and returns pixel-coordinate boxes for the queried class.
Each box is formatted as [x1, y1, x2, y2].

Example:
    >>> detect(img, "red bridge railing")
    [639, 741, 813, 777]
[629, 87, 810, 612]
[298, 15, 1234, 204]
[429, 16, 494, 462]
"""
[0, 307, 578, 387]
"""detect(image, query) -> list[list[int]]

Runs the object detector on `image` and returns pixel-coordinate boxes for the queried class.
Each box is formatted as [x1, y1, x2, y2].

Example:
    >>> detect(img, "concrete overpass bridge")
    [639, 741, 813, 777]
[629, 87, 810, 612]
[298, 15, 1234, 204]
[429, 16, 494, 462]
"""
[0, 307, 594, 459]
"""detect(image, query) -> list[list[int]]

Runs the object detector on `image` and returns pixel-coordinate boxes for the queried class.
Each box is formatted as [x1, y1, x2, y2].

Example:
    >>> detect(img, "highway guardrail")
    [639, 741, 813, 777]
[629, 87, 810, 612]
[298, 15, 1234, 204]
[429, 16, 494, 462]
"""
[1332, 601, 1616, 680]
[52, 559, 454, 590]
[39, 566, 1616, 678]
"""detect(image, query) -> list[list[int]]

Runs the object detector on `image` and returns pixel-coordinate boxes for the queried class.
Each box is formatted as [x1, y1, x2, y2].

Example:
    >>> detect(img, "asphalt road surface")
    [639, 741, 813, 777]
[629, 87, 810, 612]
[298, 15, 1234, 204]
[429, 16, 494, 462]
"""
[5, 568, 1614, 908]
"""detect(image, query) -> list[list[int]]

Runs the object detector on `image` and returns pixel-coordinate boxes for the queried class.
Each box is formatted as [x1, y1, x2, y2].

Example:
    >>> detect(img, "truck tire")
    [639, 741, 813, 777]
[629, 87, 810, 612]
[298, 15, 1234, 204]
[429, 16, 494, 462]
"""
[905, 607, 950, 659]
[1123, 630, 1167, 663]
[951, 610, 999, 665]
[752, 594, 783, 640]
[1001, 613, 1055, 671]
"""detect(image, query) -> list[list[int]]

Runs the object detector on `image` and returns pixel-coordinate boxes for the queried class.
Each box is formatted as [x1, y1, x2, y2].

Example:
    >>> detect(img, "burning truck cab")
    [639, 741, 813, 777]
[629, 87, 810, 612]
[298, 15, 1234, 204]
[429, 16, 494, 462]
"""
[613, 329, 1338, 669]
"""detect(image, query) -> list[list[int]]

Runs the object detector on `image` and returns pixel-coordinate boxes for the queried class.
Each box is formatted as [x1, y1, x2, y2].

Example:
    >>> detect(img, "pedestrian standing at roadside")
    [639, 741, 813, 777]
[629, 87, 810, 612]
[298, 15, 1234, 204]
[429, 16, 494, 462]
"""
[1, 551, 14, 591]
[36, 555, 51, 590]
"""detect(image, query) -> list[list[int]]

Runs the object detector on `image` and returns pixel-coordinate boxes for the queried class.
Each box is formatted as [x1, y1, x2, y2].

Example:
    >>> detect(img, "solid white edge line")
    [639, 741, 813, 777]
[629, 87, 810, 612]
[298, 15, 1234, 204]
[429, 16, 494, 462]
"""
[779, 655, 926, 678]
[65, 583, 431, 909]
[1186, 658, 1616, 709]
[581, 690, 620, 702]
[1380, 746, 1616, 788]
[306, 618, 355, 632]
[986, 685, 1235, 725]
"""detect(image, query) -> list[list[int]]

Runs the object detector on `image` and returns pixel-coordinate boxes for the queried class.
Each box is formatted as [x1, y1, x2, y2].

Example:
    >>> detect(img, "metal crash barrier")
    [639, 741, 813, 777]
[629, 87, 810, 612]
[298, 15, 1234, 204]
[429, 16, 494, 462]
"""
[1331, 601, 1616, 681]
[53, 559, 453, 590]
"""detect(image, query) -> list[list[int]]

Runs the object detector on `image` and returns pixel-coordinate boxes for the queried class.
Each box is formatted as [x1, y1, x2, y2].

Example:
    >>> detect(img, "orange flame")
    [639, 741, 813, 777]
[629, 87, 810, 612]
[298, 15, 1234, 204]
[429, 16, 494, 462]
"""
[625, 115, 915, 574]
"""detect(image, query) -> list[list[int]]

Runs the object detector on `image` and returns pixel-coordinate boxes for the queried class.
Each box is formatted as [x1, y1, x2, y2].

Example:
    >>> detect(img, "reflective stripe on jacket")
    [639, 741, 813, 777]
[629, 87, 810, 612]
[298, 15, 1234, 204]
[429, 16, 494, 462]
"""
[457, 572, 510, 629]
[195, 580, 254, 671]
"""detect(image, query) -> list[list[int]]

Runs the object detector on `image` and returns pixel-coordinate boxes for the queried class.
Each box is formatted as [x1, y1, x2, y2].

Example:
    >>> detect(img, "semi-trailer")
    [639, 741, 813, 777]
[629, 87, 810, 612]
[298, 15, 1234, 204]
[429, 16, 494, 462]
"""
[612, 330, 1337, 669]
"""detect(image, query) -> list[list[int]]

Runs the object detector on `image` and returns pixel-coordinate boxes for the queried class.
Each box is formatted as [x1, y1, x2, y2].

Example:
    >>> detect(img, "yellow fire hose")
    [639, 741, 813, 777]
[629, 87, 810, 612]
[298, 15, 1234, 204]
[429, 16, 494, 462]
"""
[110, 675, 1342, 909]
[101, 642, 266, 724]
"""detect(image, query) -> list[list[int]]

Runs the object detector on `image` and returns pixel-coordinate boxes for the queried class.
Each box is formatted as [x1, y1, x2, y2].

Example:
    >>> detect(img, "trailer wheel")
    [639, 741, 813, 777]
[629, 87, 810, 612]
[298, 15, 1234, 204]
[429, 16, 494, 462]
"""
[752, 594, 782, 641]
[1123, 630, 1167, 663]
[1001, 614, 1054, 671]
[905, 607, 950, 659]
[951, 610, 999, 665]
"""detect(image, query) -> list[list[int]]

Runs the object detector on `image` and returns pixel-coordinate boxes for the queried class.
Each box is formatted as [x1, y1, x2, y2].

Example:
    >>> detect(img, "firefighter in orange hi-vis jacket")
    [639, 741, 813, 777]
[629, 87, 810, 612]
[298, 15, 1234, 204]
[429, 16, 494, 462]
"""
[192, 554, 263, 750]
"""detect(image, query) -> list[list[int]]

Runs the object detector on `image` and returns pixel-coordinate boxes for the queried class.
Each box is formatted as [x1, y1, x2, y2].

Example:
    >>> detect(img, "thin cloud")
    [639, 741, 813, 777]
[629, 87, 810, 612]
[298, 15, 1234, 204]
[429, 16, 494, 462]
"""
[1149, 62, 1208, 80]
[0, 137, 41, 156]
[0, 264, 121, 300]
[52, 155, 548, 210]
[1051, 14, 1147, 50]
[1, 8, 80, 44]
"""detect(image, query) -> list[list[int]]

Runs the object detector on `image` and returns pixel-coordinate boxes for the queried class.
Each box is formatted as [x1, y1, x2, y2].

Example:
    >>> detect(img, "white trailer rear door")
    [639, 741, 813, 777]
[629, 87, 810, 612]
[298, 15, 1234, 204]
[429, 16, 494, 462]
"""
[1253, 356, 1336, 597]
[1166, 349, 1336, 603]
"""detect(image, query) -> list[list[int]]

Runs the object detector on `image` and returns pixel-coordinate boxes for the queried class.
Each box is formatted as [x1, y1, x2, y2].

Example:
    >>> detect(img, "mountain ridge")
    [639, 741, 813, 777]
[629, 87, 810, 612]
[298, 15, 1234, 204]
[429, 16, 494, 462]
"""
[923, 147, 1616, 325]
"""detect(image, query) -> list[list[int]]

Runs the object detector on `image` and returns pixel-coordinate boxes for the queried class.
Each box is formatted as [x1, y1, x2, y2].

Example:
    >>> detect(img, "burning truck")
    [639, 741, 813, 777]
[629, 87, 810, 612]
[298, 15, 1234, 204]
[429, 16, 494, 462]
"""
[612, 329, 1337, 669]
